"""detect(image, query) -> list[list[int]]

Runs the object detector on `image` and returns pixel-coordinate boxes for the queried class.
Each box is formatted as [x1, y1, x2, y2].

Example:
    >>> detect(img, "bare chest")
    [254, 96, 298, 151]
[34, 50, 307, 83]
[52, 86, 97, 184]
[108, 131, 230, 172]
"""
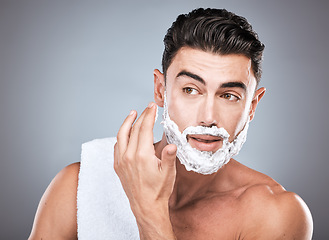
[169, 196, 245, 240]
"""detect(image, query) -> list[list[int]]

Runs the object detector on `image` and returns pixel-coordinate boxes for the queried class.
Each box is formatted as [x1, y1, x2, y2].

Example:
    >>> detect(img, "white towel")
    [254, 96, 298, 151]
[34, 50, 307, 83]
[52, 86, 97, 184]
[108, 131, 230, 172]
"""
[77, 137, 139, 239]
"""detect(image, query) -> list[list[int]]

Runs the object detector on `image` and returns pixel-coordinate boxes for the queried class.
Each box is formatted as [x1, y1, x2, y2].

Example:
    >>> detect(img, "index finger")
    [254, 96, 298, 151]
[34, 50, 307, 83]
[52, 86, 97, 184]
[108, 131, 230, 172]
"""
[137, 102, 158, 151]
[116, 110, 137, 155]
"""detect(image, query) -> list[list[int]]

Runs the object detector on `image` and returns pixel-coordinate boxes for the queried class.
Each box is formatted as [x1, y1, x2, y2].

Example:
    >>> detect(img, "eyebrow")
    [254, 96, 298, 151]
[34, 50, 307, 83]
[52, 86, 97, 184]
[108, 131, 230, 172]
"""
[220, 81, 247, 91]
[176, 71, 206, 85]
[176, 70, 247, 91]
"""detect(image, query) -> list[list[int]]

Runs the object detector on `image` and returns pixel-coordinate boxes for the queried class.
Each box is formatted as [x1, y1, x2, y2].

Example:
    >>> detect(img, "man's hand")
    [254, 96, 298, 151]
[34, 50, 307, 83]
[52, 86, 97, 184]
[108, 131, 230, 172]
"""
[114, 102, 177, 239]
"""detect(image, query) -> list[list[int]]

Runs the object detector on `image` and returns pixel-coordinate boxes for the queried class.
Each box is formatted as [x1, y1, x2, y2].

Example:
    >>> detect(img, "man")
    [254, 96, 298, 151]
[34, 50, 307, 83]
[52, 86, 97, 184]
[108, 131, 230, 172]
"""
[29, 8, 313, 239]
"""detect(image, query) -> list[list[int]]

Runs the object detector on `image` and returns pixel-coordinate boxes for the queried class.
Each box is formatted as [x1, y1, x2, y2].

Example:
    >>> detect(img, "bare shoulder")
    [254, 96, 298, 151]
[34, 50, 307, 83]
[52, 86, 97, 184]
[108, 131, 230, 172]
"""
[29, 162, 80, 240]
[238, 169, 313, 239]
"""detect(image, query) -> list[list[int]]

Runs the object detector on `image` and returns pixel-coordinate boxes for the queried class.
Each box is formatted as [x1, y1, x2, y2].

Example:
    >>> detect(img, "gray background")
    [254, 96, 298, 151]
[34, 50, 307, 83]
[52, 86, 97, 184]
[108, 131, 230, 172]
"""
[0, 0, 328, 239]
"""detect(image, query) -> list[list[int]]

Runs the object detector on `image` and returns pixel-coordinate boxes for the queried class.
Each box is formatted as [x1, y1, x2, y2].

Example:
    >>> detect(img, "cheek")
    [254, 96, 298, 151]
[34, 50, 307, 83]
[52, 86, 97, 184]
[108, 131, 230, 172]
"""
[221, 113, 242, 140]
[220, 103, 250, 140]
[167, 96, 197, 132]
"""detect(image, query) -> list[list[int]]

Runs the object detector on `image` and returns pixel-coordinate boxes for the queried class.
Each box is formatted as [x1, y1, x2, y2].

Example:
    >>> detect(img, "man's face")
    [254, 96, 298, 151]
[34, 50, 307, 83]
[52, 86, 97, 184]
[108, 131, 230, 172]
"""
[163, 47, 259, 153]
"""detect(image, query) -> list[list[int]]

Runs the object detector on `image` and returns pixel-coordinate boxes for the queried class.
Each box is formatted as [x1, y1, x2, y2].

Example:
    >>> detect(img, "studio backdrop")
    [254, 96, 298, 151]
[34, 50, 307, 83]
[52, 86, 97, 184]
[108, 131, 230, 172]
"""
[0, 0, 328, 238]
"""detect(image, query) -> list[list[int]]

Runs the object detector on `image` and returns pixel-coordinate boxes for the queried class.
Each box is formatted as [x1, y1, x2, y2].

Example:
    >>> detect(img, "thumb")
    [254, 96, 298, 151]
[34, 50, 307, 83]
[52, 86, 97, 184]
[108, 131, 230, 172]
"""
[161, 144, 177, 172]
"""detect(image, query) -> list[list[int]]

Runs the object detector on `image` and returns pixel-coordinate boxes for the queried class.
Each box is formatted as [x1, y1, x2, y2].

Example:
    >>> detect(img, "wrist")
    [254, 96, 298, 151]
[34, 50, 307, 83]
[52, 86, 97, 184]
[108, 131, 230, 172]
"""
[134, 202, 176, 240]
[135, 201, 170, 226]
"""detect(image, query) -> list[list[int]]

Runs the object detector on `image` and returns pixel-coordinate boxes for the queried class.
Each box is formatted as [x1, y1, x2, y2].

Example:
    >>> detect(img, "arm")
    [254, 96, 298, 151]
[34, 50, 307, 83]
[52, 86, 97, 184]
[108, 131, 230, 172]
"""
[268, 192, 313, 239]
[28, 162, 79, 240]
[114, 103, 177, 240]
[245, 191, 313, 240]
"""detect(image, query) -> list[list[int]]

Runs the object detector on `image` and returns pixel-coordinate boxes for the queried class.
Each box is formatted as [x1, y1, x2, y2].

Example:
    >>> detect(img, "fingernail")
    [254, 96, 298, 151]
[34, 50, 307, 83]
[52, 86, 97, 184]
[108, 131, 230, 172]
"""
[129, 110, 135, 115]
[148, 102, 155, 108]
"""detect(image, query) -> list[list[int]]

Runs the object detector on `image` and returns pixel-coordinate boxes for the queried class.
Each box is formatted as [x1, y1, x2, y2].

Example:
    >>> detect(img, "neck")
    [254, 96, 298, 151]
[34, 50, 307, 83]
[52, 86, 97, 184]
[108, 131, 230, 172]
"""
[155, 134, 227, 209]
[170, 161, 219, 209]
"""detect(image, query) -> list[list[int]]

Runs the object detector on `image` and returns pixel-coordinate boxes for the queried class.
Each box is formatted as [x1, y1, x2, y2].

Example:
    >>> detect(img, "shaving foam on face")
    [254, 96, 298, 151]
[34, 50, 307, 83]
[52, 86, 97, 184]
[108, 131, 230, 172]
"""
[161, 93, 249, 175]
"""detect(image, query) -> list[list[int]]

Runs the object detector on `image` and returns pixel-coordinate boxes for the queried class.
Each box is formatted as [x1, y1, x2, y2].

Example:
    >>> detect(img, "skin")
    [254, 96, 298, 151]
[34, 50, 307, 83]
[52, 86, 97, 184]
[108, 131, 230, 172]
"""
[29, 47, 313, 240]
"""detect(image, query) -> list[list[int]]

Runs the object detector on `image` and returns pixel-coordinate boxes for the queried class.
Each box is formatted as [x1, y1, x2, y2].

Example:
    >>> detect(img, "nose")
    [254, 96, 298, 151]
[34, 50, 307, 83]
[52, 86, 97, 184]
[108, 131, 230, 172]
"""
[198, 96, 218, 127]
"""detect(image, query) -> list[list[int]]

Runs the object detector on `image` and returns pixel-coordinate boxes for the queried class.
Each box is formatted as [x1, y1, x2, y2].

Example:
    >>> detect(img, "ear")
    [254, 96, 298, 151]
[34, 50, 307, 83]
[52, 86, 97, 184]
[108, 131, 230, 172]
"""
[249, 87, 266, 122]
[154, 69, 166, 107]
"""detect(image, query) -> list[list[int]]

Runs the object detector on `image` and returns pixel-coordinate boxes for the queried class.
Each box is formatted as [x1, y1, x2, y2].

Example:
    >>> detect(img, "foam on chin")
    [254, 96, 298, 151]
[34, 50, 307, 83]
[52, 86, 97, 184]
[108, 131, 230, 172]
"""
[161, 93, 249, 175]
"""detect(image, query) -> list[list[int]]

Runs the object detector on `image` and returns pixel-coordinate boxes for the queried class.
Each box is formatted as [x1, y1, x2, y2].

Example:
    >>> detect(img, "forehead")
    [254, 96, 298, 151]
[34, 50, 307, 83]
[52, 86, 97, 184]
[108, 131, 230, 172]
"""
[166, 47, 256, 89]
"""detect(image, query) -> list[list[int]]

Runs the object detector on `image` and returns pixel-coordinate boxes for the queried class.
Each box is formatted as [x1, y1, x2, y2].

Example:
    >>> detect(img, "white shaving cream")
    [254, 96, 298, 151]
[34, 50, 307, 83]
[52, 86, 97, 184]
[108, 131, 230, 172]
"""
[161, 93, 249, 175]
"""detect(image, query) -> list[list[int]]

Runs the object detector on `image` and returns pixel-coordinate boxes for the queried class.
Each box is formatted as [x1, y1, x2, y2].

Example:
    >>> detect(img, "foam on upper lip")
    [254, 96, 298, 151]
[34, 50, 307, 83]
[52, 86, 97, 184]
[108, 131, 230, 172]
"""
[183, 125, 230, 139]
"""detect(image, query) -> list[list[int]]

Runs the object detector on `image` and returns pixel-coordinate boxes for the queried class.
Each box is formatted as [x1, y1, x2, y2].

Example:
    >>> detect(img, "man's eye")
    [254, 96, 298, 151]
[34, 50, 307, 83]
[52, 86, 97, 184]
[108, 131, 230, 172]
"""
[221, 93, 240, 101]
[183, 87, 198, 95]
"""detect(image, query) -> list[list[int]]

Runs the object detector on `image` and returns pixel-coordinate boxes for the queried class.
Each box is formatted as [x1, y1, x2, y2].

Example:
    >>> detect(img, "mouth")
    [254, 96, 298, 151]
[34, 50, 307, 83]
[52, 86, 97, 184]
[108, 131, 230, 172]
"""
[189, 134, 221, 142]
[187, 134, 223, 152]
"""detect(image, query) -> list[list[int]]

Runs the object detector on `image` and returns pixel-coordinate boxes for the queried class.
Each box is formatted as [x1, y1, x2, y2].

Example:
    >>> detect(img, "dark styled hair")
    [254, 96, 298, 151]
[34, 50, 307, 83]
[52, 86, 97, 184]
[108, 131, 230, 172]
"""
[162, 8, 265, 84]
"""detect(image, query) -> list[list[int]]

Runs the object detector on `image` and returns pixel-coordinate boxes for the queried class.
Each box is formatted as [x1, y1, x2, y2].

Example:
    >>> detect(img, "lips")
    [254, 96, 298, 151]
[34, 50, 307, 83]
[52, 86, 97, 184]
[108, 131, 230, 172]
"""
[189, 134, 221, 142]
[187, 134, 223, 152]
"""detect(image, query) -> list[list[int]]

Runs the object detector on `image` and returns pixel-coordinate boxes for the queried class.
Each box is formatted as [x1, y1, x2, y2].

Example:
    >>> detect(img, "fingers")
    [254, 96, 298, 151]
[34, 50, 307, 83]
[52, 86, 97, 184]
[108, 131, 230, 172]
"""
[126, 104, 150, 154]
[116, 110, 137, 155]
[113, 142, 119, 170]
[116, 102, 157, 164]
[137, 102, 157, 152]
[160, 144, 177, 172]
[115, 110, 137, 169]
